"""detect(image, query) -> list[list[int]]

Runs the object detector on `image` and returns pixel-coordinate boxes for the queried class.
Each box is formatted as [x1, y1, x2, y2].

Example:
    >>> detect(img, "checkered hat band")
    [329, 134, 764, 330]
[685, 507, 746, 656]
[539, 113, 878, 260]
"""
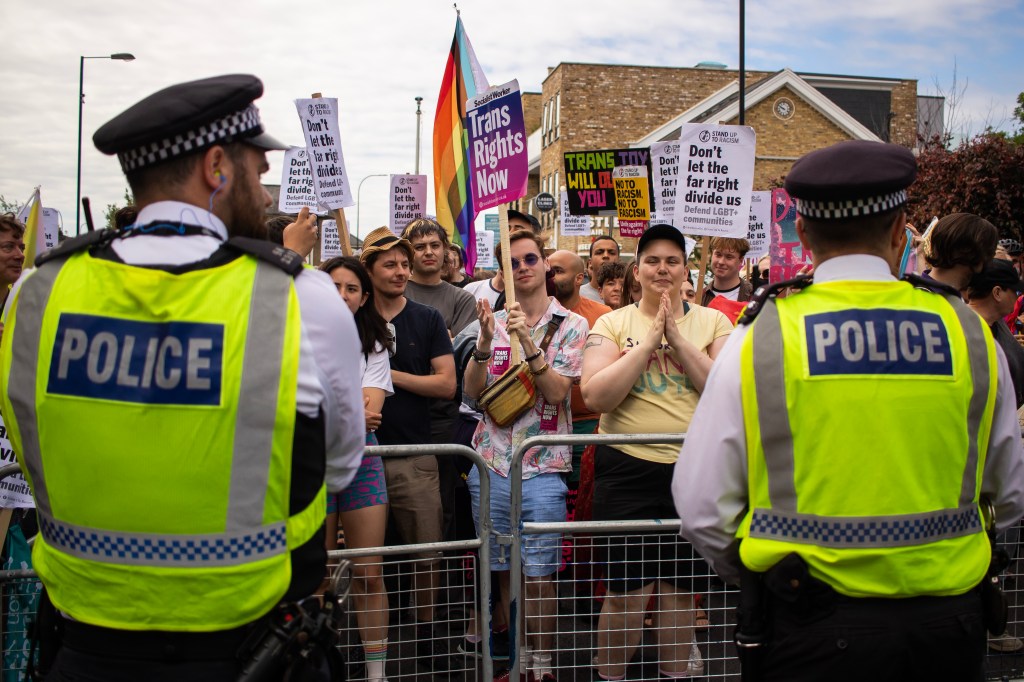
[118, 104, 263, 172]
[796, 190, 907, 220]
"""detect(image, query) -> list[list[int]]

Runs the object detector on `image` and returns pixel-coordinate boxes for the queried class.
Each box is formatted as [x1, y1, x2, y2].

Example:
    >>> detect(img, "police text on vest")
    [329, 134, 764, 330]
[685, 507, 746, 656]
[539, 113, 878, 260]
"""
[47, 314, 224, 405]
[804, 309, 953, 376]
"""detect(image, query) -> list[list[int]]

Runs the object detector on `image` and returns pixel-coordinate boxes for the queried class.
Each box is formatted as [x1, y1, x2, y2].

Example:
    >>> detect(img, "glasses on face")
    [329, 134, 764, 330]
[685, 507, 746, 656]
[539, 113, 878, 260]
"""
[759, 270, 770, 280]
[510, 253, 541, 271]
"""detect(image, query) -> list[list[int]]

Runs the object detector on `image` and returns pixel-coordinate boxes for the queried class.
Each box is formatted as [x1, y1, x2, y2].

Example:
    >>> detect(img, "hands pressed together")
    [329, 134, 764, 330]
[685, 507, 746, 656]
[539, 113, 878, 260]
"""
[641, 292, 688, 354]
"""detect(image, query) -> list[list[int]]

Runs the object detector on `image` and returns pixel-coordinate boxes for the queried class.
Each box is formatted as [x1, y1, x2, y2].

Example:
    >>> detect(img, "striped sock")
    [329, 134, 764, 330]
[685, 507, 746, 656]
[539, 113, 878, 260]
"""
[532, 651, 553, 678]
[364, 638, 388, 682]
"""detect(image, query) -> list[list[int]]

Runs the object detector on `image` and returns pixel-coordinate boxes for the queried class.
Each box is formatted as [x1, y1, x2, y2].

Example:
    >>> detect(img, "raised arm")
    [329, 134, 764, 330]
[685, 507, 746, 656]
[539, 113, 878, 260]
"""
[464, 298, 495, 401]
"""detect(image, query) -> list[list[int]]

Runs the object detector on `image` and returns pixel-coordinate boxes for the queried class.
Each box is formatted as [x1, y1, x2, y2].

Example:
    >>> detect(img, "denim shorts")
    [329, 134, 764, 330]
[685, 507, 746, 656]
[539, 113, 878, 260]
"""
[467, 467, 567, 577]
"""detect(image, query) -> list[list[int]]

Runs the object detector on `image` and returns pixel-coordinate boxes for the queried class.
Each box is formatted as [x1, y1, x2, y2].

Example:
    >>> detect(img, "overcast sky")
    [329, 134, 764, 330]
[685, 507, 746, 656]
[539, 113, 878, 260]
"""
[1, 0, 1021, 237]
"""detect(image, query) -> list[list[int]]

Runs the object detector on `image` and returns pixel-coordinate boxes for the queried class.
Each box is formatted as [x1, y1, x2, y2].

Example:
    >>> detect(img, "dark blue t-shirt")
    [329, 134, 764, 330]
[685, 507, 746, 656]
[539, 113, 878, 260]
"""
[376, 298, 454, 446]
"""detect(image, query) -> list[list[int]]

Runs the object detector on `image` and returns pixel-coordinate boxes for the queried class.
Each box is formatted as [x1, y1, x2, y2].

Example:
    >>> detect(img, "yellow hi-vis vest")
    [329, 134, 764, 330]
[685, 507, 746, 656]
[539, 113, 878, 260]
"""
[737, 279, 997, 598]
[0, 245, 324, 631]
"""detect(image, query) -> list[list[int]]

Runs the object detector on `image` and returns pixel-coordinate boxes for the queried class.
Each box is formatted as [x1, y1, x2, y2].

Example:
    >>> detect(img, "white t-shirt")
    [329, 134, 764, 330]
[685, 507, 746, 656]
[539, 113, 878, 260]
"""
[360, 342, 394, 395]
[710, 283, 742, 301]
[464, 278, 502, 309]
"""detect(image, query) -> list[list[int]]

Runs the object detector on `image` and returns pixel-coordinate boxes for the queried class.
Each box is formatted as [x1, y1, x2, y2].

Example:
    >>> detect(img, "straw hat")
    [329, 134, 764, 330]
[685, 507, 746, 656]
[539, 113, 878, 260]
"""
[359, 226, 412, 264]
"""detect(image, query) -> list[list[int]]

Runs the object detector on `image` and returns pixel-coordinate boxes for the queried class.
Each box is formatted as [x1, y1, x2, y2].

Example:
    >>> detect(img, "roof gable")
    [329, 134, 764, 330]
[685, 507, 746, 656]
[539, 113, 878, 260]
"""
[633, 68, 881, 147]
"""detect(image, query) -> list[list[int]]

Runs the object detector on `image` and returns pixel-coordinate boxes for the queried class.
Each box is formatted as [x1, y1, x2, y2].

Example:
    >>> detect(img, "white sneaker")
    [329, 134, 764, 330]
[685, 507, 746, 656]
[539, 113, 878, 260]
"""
[687, 642, 704, 676]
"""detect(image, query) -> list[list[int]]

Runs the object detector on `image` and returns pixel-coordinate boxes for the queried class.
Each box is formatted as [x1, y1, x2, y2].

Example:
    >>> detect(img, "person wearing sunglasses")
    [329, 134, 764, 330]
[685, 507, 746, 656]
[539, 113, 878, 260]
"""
[751, 254, 771, 289]
[463, 230, 589, 682]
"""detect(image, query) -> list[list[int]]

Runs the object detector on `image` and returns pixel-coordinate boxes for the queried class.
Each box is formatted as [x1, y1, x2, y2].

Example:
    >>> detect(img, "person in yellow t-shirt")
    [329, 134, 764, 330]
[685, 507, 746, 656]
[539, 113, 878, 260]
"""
[581, 224, 732, 680]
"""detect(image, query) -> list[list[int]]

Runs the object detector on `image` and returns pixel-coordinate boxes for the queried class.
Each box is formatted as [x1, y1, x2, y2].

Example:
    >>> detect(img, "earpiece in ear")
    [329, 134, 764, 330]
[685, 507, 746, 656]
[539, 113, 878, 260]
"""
[215, 171, 226, 184]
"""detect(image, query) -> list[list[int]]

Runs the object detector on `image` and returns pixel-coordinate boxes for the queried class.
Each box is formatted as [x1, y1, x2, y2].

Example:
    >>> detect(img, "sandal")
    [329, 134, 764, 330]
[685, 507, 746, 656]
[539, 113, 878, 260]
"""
[694, 594, 709, 631]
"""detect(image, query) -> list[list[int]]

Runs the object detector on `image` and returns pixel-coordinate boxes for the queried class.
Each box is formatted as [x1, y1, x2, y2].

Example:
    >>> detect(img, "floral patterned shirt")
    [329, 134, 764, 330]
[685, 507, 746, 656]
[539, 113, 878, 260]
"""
[472, 298, 588, 479]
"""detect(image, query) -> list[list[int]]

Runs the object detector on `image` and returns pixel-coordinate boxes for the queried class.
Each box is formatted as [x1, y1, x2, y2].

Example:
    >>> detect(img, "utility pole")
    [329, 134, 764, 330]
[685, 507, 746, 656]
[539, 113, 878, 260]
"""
[739, 0, 746, 126]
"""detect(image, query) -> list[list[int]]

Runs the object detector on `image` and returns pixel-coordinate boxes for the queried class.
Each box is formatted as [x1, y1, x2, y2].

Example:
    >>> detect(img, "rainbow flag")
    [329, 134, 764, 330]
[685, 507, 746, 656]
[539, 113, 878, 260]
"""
[433, 16, 489, 272]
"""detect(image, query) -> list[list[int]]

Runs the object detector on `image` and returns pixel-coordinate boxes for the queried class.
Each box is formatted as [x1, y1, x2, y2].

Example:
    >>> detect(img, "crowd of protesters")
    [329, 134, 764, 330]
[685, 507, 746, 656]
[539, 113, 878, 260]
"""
[8, 199, 1024, 679]
[271, 187, 1024, 678]
[5, 130, 1024, 681]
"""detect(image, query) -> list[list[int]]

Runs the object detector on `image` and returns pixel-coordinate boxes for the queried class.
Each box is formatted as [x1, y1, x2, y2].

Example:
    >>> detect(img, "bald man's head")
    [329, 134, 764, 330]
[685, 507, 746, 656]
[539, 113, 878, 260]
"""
[548, 250, 585, 305]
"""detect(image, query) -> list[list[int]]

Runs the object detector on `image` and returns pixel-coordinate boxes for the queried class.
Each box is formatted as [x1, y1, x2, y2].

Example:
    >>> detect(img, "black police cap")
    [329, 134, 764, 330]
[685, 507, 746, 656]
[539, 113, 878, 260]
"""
[784, 140, 916, 220]
[94, 74, 287, 174]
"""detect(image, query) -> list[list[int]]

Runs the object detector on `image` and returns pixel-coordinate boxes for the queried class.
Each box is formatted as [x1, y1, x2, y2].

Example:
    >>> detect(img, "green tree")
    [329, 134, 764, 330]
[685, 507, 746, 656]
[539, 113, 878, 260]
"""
[104, 187, 135, 229]
[0, 195, 24, 215]
[1013, 92, 1024, 145]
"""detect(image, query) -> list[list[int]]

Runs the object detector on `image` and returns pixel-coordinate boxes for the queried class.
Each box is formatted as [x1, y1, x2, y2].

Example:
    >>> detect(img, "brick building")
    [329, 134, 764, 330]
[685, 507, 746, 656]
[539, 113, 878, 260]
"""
[508, 62, 939, 256]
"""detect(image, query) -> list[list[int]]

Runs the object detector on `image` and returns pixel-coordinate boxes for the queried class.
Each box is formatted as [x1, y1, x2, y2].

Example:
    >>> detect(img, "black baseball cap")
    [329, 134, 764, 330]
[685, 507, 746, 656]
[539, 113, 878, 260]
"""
[637, 224, 688, 258]
[968, 259, 1024, 295]
[507, 209, 541, 234]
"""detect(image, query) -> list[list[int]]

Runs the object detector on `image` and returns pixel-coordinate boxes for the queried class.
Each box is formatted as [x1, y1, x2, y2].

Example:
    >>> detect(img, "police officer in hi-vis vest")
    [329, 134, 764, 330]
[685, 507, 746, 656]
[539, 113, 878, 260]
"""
[0, 75, 366, 680]
[673, 140, 1024, 681]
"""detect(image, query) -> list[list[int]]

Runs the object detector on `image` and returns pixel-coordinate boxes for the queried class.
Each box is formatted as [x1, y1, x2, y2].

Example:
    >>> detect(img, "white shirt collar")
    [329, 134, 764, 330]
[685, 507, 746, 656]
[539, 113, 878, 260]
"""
[813, 254, 896, 284]
[134, 201, 229, 241]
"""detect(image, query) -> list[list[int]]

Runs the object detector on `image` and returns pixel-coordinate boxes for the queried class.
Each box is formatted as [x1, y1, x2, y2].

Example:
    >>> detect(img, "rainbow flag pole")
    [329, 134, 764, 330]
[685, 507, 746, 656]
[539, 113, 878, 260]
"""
[433, 12, 489, 273]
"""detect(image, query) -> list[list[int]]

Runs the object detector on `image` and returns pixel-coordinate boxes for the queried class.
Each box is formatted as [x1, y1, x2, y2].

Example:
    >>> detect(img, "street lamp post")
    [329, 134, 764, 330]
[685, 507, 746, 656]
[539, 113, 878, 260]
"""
[356, 174, 389, 243]
[77, 52, 135, 235]
[414, 97, 424, 175]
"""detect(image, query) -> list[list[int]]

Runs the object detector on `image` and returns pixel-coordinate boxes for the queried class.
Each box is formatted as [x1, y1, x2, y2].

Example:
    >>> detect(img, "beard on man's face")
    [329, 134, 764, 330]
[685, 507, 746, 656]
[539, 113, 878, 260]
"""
[224, 169, 268, 240]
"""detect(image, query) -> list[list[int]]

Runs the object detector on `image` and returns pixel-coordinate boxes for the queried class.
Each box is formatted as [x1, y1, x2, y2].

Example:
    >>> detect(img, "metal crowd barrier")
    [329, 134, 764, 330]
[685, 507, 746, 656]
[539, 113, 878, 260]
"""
[5, 442, 1024, 680]
[330, 443, 494, 681]
[507, 433, 704, 681]
[502, 433, 1024, 682]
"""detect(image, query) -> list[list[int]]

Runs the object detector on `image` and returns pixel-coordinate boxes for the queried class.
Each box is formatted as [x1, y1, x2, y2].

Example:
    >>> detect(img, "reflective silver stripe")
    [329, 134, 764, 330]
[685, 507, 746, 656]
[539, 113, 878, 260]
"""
[225, 262, 291, 533]
[7, 263, 66, 517]
[751, 301, 797, 510]
[945, 297, 991, 506]
[748, 505, 982, 548]
[39, 512, 286, 567]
